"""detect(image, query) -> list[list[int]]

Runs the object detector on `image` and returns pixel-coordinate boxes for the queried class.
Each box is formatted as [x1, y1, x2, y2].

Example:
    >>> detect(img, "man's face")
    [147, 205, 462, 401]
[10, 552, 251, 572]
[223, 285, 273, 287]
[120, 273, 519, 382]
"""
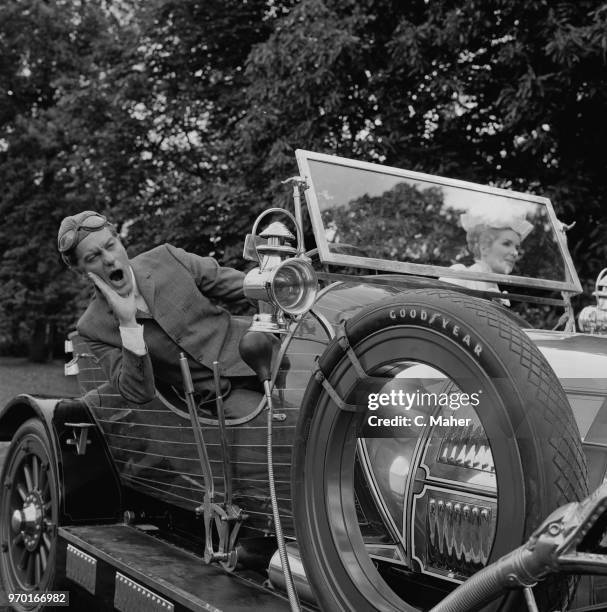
[75, 227, 133, 296]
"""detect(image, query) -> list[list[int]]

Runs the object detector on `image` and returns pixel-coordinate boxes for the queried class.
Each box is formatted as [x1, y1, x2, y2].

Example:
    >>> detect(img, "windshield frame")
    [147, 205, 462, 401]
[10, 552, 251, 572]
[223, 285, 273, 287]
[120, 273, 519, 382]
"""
[295, 149, 582, 294]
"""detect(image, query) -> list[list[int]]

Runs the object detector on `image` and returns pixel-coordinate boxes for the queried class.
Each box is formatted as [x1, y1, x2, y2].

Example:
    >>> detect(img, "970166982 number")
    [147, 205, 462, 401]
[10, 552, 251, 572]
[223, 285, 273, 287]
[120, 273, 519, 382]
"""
[3, 591, 69, 606]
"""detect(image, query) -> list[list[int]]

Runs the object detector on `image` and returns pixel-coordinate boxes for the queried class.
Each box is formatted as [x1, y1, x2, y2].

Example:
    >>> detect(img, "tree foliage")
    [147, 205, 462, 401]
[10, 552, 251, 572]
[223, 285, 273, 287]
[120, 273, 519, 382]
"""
[0, 0, 142, 357]
[1, 0, 605, 357]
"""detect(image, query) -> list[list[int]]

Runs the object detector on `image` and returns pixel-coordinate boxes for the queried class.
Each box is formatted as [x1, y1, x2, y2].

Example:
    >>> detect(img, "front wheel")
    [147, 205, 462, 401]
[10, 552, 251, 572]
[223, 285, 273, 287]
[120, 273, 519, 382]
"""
[0, 419, 60, 611]
[293, 289, 587, 611]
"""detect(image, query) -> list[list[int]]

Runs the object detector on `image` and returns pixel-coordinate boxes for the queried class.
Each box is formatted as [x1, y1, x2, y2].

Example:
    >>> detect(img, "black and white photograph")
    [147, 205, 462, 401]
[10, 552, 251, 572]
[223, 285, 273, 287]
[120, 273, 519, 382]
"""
[1, 1, 607, 611]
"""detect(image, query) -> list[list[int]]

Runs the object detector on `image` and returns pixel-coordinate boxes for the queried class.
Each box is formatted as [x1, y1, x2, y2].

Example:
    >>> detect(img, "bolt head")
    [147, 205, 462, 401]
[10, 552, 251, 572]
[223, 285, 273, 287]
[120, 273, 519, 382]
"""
[547, 523, 562, 536]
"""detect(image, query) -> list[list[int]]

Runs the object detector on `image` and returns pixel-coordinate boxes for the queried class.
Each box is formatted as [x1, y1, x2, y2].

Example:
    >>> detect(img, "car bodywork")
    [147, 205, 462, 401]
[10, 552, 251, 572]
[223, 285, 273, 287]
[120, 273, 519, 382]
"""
[1, 151, 607, 611]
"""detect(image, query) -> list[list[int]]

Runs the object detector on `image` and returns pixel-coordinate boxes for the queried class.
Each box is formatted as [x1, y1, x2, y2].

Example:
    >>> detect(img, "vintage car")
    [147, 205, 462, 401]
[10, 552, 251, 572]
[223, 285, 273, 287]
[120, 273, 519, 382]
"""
[2, 150, 607, 612]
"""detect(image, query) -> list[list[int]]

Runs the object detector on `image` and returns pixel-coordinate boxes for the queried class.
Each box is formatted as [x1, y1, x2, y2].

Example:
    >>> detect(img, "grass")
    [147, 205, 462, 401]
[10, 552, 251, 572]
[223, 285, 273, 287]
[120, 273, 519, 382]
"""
[0, 357, 80, 408]
[0, 356, 80, 468]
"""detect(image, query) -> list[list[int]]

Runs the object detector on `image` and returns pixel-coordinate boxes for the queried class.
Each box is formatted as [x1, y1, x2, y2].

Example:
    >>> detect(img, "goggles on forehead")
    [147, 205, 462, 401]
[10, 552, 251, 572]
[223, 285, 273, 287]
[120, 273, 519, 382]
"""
[58, 213, 108, 254]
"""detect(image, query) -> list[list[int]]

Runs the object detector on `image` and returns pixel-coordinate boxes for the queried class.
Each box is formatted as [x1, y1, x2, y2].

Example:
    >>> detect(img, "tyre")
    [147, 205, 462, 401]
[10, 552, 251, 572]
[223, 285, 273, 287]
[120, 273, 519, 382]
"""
[292, 289, 587, 612]
[0, 419, 60, 611]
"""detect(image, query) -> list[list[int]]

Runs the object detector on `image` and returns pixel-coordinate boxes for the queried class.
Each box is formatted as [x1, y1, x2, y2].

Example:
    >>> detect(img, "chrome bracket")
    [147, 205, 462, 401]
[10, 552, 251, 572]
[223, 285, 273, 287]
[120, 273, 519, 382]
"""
[281, 176, 309, 255]
[281, 175, 309, 190]
[184, 360, 249, 571]
[196, 496, 248, 571]
[64, 422, 94, 455]
[560, 292, 576, 332]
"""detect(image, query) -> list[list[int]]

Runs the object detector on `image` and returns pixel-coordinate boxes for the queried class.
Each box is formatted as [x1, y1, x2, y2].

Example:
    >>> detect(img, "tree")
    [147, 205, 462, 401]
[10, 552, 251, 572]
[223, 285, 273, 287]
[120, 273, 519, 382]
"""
[107, 0, 296, 266]
[0, 0, 141, 357]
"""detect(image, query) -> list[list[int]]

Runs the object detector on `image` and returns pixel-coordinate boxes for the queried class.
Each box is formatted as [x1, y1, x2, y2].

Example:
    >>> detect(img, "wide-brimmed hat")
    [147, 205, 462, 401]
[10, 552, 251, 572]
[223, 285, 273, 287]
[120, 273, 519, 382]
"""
[460, 211, 533, 240]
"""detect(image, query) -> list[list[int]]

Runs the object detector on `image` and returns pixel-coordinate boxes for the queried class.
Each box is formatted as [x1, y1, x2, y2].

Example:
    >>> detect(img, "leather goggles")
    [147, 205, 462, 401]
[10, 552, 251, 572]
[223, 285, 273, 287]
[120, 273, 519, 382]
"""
[58, 212, 107, 254]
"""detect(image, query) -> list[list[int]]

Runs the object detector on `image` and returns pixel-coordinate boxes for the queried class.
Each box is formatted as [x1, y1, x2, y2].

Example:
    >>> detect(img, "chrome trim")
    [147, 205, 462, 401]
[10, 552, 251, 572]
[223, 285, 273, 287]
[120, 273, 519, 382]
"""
[409, 485, 497, 585]
[155, 389, 266, 427]
[422, 474, 498, 498]
[366, 543, 407, 566]
[403, 410, 438, 567]
[583, 441, 607, 449]
[268, 543, 317, 605]
[308, 308, 335, 340]
[356, 440, 407, 551]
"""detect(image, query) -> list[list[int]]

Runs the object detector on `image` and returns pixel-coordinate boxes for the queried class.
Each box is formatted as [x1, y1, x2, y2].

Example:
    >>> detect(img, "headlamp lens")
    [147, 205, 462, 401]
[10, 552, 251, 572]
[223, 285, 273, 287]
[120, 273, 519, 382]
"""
[273, 267, 304, 309]
[271, 259, 318, 315]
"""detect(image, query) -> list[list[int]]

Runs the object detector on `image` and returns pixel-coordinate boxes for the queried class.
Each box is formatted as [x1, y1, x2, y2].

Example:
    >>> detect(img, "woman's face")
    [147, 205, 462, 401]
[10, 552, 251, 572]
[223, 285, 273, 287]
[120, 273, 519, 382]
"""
[480, 229, 521, 274]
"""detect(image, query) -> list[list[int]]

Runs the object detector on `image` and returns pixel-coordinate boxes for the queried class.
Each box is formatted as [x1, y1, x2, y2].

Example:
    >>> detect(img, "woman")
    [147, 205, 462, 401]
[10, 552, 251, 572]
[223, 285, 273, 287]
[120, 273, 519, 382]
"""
[442, 212, 533, 295]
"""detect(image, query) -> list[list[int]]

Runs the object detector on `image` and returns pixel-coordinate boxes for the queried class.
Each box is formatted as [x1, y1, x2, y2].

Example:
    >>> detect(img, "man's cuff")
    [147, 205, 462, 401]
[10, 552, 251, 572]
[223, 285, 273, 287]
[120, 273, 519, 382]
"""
[119, 324, 147, 356]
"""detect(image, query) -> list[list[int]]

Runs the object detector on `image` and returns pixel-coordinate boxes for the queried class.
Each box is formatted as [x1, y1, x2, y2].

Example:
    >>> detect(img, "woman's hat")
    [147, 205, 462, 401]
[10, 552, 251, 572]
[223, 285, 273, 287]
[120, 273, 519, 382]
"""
[460, 211, 533, 240]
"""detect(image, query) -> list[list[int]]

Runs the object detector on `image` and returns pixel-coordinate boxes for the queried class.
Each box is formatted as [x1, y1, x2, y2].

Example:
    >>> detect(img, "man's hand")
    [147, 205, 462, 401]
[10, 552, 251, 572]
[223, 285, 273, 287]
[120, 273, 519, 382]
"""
[88, 272, 138, 327]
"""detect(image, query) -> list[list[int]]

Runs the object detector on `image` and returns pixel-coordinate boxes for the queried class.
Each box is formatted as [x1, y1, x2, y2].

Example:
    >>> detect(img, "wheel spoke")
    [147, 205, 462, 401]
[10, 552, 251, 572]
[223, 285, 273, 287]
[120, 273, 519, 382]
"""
[18, 547, 29, 571]
[26, 549, 35, 585]
[40, 544, 47, 571]
[34, 551, 41, 585]
[32, 456, 39, 490]
[16, 483, 27, 502]
[42, 533, 51, 550]
[38, 464, 47, 494]
[23, 464, 33, 492]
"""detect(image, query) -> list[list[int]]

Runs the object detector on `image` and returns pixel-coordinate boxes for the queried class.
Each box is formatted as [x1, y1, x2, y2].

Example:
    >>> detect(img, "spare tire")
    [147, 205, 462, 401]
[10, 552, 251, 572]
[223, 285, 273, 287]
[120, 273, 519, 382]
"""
[292, 289, 587, 612]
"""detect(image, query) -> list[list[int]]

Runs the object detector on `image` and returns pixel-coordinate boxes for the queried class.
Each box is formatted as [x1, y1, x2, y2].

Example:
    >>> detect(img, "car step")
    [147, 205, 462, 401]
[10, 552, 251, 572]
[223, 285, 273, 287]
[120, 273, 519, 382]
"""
[59, 524, 294, 611]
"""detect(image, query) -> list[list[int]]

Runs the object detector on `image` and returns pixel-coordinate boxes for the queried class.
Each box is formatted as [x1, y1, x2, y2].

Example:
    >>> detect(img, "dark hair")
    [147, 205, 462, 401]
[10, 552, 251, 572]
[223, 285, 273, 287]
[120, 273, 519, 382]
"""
[62, 223, 119, 267]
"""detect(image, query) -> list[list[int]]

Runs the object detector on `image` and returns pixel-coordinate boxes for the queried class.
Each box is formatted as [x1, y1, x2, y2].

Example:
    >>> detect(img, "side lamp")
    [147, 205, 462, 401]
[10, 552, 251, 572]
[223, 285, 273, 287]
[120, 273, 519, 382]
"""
[242, 209, 318, 333]
[579, 268, 607, 334]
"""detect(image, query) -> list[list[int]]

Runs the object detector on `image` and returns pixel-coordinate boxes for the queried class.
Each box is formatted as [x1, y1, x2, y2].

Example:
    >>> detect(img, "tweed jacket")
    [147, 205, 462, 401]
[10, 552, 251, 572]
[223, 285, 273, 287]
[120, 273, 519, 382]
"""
[77, 244, 254, 404]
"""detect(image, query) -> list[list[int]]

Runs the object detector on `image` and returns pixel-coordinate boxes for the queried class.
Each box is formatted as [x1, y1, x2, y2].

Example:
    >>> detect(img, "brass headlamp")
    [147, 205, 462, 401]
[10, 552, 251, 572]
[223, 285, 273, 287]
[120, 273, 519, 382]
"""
[243, 208, 318, 333]
[578, 268, 607, 334]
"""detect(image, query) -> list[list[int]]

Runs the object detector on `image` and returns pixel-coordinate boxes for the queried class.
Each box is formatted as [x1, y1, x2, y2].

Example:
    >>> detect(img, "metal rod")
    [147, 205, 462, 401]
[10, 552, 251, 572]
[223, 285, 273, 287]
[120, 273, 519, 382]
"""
[212, 361, 232, 505]
[523, 587, 539, 612]
[179, 353, 214, 501]
[292, 183, 305, 255]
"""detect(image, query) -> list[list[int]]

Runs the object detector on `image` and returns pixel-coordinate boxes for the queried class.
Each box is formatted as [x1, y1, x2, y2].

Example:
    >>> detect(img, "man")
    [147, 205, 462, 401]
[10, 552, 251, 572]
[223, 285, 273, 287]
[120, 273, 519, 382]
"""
[58, 210, 261, 418]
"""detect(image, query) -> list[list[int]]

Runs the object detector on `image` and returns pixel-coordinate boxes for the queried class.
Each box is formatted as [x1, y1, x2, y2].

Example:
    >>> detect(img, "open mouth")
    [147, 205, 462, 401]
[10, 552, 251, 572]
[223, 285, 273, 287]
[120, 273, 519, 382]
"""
[109, 269, 124, 283]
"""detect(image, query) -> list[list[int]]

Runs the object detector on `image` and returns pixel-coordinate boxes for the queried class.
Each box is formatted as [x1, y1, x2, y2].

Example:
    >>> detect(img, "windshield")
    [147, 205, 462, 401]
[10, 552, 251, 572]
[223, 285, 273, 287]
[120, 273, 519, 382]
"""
[295, 151, 581, 294]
